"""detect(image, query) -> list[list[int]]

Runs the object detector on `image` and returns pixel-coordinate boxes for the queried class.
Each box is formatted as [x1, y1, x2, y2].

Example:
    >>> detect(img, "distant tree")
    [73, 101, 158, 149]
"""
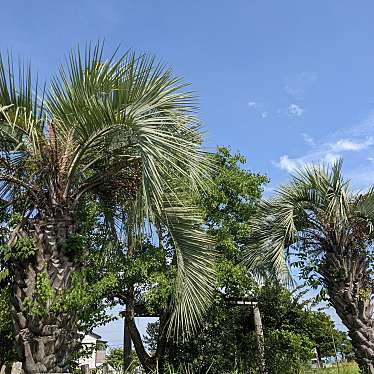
[104, 348, 138, 372]
[244, 162, 374, 372]
[199, 147, 268, 298]
[264, 328, 314, 374]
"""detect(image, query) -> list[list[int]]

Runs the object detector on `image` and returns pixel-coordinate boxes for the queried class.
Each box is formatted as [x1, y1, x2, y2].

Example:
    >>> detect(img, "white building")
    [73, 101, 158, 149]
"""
[79, 332, 107, 370]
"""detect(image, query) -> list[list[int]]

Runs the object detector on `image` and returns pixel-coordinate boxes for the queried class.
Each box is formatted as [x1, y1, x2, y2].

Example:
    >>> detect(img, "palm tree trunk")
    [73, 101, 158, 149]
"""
[322, 253, 374, 373]
[11, 215, 81, 373]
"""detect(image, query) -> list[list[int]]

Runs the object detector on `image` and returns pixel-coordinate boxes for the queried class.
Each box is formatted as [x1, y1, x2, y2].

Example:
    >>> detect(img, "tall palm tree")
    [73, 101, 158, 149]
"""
[0, 44, 215, 373]
[244, 161, 374, 372]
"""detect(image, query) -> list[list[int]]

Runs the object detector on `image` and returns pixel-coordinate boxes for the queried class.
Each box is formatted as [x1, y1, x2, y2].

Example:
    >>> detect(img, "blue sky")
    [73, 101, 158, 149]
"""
[4, 0, 374, 346]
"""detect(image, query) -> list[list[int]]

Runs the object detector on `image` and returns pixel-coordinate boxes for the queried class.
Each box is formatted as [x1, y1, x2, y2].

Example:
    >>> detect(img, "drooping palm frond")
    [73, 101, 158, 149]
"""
[163, 203, 216, 337]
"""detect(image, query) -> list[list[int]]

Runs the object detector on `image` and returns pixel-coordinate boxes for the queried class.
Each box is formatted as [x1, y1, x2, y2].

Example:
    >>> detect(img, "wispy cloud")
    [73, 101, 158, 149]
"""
[301, 133, 315, 146]
[330, 137, 373, 152]
[248, 99, 306, 119]
[276, 155, 299, 172]
[284, 72, 317, 97]
[274, 136, 374, 174]
[247, 100, 269, 119]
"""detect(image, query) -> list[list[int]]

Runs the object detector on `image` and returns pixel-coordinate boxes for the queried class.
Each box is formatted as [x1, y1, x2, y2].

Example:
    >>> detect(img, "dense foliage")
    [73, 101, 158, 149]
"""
[149, 283, 350, 374]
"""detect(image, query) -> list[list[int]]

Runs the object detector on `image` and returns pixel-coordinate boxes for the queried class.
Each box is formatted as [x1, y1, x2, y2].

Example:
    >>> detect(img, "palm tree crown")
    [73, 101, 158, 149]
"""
[244, 161, 374, 278]
[243, 161, 374, 369]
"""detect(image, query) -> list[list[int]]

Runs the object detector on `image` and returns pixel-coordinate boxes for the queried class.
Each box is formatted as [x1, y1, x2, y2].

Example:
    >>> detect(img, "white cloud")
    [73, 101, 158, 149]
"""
[302, 133, 315, 146]
[273, 111, 374, 189]
[288, 104, 304, 117]
[247, 101, 269, 119]
[329, 137, 374, 152]
[323, 153, 340, 164]
[276, 155, 300, 172]
[274, 136, 374, 176]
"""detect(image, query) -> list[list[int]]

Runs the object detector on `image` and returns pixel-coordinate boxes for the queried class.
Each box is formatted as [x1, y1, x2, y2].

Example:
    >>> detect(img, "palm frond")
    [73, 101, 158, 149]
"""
[163, 203, 217, 337]
[243, 160, 353, 284]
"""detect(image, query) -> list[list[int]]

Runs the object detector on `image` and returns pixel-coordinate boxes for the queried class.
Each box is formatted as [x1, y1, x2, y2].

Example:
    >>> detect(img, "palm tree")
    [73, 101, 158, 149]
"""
[244, 161, 374, 372]
[0, 44, 215, 373]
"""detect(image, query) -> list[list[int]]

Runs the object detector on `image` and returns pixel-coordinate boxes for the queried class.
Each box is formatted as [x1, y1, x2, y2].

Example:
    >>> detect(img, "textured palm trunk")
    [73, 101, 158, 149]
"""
[322, 253, 374, 373]
[11, 214, 81, 373]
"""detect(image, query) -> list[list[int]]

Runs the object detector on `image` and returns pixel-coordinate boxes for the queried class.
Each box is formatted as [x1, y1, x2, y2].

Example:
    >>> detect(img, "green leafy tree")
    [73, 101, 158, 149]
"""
[200, 147, 268, 297]
[244, 161, 374, 371]
[256, 283, 353, 364]
[263, 328, 313, 374]
[84, 147, 267, 373]
[0, 43, 216, 372]
[159, 282, 347, 374]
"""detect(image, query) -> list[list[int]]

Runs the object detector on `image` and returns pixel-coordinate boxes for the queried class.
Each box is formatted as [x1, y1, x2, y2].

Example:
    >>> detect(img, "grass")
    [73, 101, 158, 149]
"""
[146, 362, 360, 374]
[302, 362, 359, 374]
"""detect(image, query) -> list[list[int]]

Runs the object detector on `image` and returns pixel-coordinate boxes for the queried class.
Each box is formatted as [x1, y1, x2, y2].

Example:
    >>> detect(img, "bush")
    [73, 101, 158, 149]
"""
[264, 329, 314, 374]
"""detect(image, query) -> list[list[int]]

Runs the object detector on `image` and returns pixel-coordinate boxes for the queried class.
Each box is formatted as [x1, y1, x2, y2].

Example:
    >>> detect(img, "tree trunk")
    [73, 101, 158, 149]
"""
[10, 215, 81, 373]
[321, 253, 374, 373]
[125, 286, 155, 374]
[153, 310, 170, 374]
[123, 313, 133, 372]
[126, 311, 169, 374]
[125, 224, 169, 374]
[315, 347, 322, 369]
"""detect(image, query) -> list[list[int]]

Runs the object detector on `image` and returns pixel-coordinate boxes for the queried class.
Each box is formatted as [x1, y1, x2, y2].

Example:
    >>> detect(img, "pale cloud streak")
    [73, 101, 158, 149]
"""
[248, 101, 257, 108]
[301, 133, 315, 146]
[248, 100, 269, 119]
[330, 137, 374, 152]
[284, 72, 317, 97]
[275, 136, 374, 173]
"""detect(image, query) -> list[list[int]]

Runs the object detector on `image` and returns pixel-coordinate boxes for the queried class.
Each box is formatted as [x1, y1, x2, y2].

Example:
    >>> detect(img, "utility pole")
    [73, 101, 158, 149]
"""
[253, 302, 267, 374]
